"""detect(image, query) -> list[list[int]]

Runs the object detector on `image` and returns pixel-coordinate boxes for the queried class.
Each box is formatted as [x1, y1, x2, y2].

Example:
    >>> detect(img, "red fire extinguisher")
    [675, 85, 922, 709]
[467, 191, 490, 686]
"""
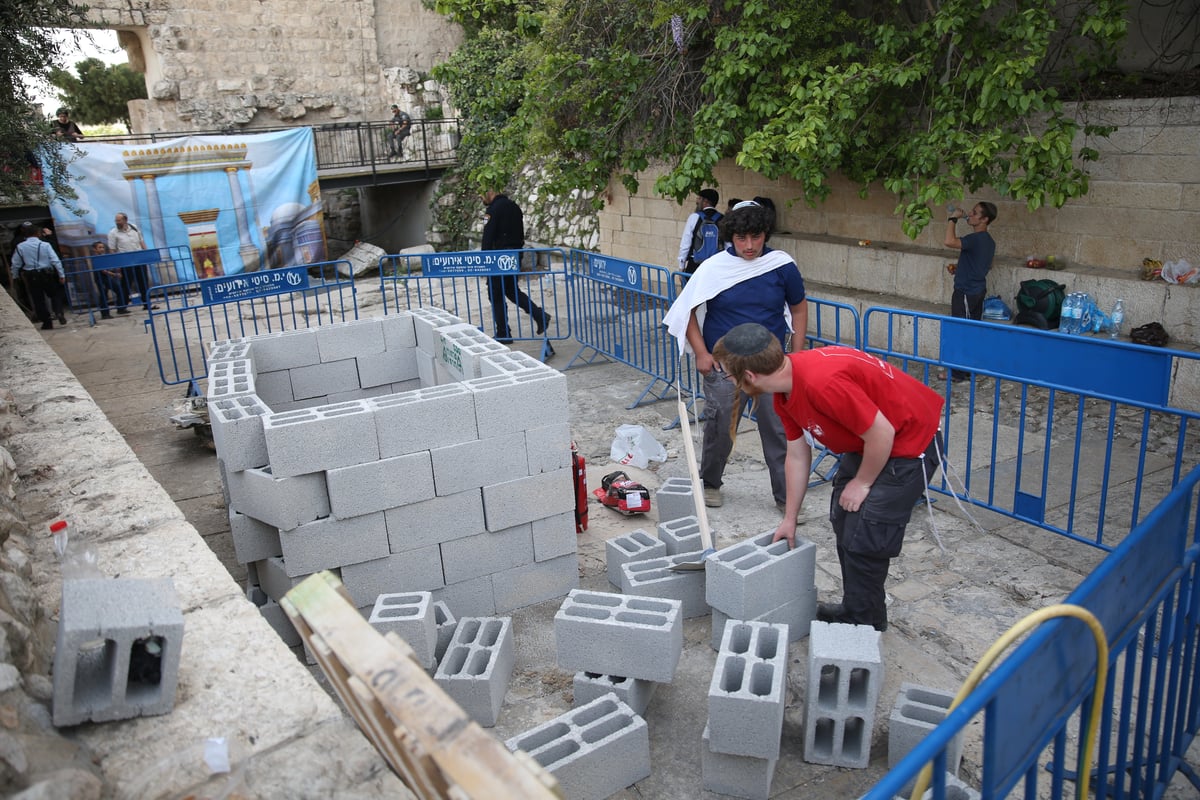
[571, 441, 588, 533]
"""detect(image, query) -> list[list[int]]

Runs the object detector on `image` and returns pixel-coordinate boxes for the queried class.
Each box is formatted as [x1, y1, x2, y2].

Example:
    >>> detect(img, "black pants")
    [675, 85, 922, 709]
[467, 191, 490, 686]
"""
[829, 433, 942, 628]
[487, 274, 546, 340]
[22, 271, 58, 326]
[125, 264, 151, 309]
[951, 289, 985, 320]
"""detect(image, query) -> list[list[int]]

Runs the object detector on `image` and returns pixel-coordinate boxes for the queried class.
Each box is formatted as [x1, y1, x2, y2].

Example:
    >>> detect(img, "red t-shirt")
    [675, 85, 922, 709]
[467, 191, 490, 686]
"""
[774, 348, 944, 458]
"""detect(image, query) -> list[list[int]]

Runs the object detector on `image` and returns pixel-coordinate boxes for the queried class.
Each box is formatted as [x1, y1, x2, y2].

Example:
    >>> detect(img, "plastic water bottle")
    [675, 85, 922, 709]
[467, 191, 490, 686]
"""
[49, 519, 100, 581]
[1110, 299, 1125, 338]
[1079, 293, 1094, 335]
[1061, 293, 1077, 334]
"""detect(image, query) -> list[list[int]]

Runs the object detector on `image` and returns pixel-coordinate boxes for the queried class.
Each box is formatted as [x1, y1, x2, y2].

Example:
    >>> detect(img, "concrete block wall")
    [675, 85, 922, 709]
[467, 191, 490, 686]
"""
[707, 531, 818, 645]
[554, 590, 683, 683]
[207, 312, 579, 639]
[433, 616, 516, 727]
[804, 620, 884, 769]
[506, 694, 651, 800]
[52, 578, 184, 727]
[707, 620, 789, 760]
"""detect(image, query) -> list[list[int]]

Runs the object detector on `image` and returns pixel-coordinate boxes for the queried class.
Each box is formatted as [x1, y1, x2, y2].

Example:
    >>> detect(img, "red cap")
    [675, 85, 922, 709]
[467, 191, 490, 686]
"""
[50, 520, 67, 533]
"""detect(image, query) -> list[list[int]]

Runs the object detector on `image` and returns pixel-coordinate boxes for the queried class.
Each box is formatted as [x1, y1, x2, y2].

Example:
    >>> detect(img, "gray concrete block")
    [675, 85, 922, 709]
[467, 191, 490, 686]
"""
[605, 529, 667, 588]
[479, 349, 552, 377]
[279, 511, 390, 577]
[555, 590, 683, 683]
[438, 323, 509, 381]
[441, 523, 535, 584]
[206, 358, 255, 401]
[52, 578, 184, 726]
[532, 511, 577, 562]
[370, 383, 478, 457]
[506, 694, 651, 800]
[315, 318, 385, 362]
[708, 621, 789, 759]
[262, 400, 379, 478]
[706, 531, 817, 619]
[339, 545, 446, 607]
[434, 574, 497, 617]
[430, 432, 528, 497]
[326, 451, 436, 518]
[655, 476, 698, 525]
[701, 722, 778, 800]
[252, 369, 293, 406]
[385, 489, 485, 551]
[380, 311, 418, 352]
[244, 328, 321, 372]
[657, 516, 704, 555]
[409, 306, 467, 354]
[228, 510, 282, 564]
[491, 553, 579, 612]
[482, 468, 574, 531]
[416, 347, 436, 387]
[226, 466, 330, 532]
[525, 422, 572, 475]
[356, 349, 419, 388]
[433, 600, 457, 664]
[804, 620, 884, 769]
[573, 672, 656, 717]
[289, 358, 361, 401]
[256, 556, 304, 603]
[208, 394, 271, 471]
[433, 616, 515, 727]
[464, 371, 570, 435]
[206, 340, 253, 368]
[248, 587, 301, 647]
[620, 554, 709, 619]
[711, 588, 818, 649]
[368, 591, 436, 669]
[888, 683, 963, 785]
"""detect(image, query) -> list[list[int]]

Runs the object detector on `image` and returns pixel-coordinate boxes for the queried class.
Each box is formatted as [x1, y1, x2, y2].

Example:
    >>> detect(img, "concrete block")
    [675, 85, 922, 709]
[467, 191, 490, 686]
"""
[434, 575, 497, 617]
[701, 722, 778, 800]
[619, 554, 709, 619]
[208, 394, 271, 471]
[385, 489, 485, 552]
[389, 379, 422, 394]
[482, 468, 574, 531]
[655, 476, 698, 525]
[433, 616, 515, 727]
[228, 510, 282, 564]
[506, 694, 651, 800]
[206, 340, 253, 368]
[244, 328, 321, 372]
[438, 323, 509, 381]
[368, 591, 436, 669]
[441, 523, 535, 585]
[207, 358, 255, 401]
[555, 590, 683, 683]
[888, 683, 963, 785]
[278, 511, 390, 577]
[52, 578, 184, 726]
[706, 531, 817, 619]
[804, 620, 884, 769]
[712, 589, 817, 649]
[380, 311, 418, 352]
[433, 600, 457, 663]
[409, 306, 468, 354]
[491, 553, 579, 612]
[464, 371, 570, 434]
[262, 400, 379, 478]
[416, 347, 436, 386]
[248, 587, 301, 647]
[605, 529, 667, 588]
[479, 349, 553, 377]
[524, 422, 572, 474]
[226, 466, 330, 532]
[315, 318, 385, 362]
[256, 556, 304, 603]
[326, 451, 436, 518]
[356, 349, 419, 388]
[532, 511, 577, 562]
[370, 383, 478, 457]
[339, 545, 446, 608]
[573, 672, 656, 717]
[251, 369, 293, 406]
[657, 516, 704, 555]
[289, 358, 361, 401]
[708, 621, 789, 759]
[430, 432, 528, 496]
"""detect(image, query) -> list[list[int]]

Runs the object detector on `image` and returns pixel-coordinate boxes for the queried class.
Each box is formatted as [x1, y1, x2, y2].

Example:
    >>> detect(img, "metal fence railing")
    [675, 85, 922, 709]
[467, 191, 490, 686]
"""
[62, 246, 196, 324]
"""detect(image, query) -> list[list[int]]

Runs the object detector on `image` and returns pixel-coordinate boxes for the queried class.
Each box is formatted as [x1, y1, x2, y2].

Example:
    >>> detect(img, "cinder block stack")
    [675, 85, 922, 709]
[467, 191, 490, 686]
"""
[52, 578, 184, 727]
[433, 616, 516, 727]
[804, 620, 884, 769]
[506, 694, 651, 800]
[706, 531, 818, 649]
[206, 312, 580, 638]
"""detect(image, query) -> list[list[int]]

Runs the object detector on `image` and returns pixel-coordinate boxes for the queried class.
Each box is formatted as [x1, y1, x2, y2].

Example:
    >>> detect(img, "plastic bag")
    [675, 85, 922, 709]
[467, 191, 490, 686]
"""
[1161, 259, 1198, 285]
[609, 424, 668, 469]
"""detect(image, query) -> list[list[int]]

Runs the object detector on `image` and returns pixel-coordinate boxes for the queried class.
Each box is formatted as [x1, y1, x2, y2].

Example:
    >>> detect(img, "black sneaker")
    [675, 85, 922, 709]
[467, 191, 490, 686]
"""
[100, 312, 112, 320]
[117, 308, 131, 315]
[57, 314, 67, 324]
[41, 322, 53, 330]
[536, 313, 552, 335]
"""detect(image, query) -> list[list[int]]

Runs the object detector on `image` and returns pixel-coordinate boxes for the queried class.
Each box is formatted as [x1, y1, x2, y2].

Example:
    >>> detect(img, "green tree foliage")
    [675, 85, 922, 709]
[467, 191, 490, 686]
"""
[50, 58, 147, 132]
[0, 0, 90, 202]
[432, 0, 1127, 237]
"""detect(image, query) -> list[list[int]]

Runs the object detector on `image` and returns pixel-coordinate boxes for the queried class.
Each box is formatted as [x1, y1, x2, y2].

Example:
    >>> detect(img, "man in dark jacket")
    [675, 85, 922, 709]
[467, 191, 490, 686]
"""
[481, 190, 550, 343]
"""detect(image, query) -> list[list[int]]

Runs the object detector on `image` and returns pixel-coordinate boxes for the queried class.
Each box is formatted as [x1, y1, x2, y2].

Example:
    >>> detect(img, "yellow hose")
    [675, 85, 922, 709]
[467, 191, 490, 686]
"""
[908, 604, 1108, 800]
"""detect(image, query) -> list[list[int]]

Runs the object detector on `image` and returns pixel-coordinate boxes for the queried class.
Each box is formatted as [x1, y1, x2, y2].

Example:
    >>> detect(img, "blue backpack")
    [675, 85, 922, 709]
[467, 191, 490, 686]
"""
[687, 208, 724, 272]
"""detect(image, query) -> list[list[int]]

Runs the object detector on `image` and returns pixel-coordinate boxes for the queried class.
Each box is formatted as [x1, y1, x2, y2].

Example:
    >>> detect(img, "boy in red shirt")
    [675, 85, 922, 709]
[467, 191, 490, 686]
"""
[711, 323, 944, 631]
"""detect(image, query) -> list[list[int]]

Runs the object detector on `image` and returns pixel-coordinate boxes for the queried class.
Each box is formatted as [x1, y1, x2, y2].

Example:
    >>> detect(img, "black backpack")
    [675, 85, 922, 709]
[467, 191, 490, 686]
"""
[1014, 279, 1066, 329]
[686, 208, 724, 272]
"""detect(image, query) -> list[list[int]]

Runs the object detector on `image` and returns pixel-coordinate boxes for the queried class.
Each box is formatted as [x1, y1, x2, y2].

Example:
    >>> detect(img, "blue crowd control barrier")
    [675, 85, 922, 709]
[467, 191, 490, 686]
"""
[63, 246, 196, 325]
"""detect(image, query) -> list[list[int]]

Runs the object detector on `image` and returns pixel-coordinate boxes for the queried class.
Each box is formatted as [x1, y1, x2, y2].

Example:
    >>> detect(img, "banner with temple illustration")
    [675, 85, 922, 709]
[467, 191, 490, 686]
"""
[44, 128, 325, 279]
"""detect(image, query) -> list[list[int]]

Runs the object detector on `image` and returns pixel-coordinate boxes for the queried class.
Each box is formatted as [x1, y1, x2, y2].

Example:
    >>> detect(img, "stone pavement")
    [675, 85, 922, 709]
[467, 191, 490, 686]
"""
[35, 298, 1199, 798]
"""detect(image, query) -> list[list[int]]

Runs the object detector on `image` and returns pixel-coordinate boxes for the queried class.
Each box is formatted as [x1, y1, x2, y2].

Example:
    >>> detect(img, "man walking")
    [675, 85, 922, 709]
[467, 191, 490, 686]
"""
[108, 213, 156, 311]
[481, 189, 550, 343]
[12, 222, 66, 330]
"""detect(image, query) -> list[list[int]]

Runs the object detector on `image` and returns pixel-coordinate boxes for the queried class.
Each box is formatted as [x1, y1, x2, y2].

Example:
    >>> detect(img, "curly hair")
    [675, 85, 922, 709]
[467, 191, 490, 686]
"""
[719, 203, 774, 243]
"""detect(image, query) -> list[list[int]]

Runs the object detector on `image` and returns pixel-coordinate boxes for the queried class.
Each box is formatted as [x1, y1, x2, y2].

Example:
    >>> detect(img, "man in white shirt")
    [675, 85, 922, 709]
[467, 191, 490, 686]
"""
[107, 213, 156, 310]
[677, 189, 721, 273]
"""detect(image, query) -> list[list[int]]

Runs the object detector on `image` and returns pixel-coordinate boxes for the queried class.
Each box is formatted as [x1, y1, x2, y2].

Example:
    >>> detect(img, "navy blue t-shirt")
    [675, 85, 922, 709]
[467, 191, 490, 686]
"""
[701, 246, 807, 351]
[954, 231, 995, 295]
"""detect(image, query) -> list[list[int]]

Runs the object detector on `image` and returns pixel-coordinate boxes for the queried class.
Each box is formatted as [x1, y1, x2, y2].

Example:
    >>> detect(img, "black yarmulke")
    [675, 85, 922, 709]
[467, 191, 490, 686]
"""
[722, 323, 774, 355]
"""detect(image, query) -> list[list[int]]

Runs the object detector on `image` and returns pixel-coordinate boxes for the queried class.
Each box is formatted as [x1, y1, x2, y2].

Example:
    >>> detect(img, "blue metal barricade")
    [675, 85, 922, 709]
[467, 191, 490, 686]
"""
[63, 246, 197, 324]
[147, 262, 357, 392]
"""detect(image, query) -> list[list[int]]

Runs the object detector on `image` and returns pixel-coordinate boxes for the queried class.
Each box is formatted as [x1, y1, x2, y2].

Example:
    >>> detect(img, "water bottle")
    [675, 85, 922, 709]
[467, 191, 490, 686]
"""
[1061, 293, 1077, 334]
[1110, 299, 1125, 338]
[49, 519, 101, 581]
[1079, 293, 1093, 335]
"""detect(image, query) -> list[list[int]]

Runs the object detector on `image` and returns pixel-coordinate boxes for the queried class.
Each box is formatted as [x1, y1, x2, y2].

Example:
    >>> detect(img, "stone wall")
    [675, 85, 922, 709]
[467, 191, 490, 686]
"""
[88, 0, 462, 130]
